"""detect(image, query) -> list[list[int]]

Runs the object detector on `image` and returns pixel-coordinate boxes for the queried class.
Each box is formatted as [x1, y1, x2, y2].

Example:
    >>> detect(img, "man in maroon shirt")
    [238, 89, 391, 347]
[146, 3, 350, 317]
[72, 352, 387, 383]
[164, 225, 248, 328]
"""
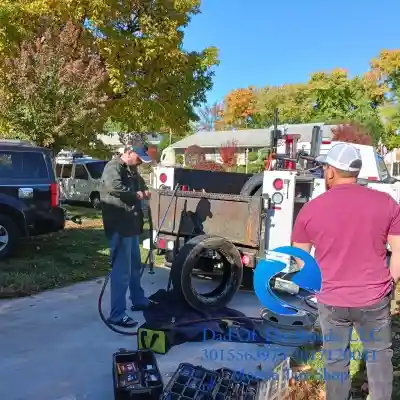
[292, 142, 400, 400]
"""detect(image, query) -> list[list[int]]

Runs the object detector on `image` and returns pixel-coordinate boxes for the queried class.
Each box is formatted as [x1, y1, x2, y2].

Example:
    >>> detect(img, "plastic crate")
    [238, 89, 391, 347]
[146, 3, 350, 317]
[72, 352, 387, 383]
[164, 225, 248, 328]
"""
[162, 358, 291, 400]
[214, 368, 262, 400]
[161, 363, 220, 399]
[161, 364, 262, 400]
[112, 349, 163, 400]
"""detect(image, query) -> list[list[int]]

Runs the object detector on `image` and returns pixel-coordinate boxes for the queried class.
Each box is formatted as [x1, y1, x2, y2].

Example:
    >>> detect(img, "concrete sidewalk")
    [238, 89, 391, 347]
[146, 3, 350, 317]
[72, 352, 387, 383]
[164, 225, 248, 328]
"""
[0, 267, 295, 400]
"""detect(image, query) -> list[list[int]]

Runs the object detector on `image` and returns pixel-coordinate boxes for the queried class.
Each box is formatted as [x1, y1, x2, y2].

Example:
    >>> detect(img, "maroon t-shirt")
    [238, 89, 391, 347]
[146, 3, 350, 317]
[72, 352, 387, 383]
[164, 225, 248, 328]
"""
[292, 183, 400, 307]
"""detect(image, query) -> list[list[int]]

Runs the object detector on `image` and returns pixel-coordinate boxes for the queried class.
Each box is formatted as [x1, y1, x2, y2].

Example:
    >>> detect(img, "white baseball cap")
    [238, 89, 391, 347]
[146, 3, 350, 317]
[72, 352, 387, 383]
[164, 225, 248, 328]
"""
[316, 143, 362, 172]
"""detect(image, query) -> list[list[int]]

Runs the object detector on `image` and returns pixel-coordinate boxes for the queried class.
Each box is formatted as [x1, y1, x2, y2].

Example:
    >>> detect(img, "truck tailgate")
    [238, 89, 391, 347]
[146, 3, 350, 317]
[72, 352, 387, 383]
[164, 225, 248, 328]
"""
[150, 189, 263, 248]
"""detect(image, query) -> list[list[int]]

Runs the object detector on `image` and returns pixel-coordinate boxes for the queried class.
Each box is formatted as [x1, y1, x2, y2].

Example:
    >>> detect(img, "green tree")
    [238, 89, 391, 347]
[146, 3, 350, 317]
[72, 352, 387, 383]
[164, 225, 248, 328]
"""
[0, 0, 218, 135]
[309, 69, 386, 144]
[370, 50, 400, 147]
[255, 83, 315, 126]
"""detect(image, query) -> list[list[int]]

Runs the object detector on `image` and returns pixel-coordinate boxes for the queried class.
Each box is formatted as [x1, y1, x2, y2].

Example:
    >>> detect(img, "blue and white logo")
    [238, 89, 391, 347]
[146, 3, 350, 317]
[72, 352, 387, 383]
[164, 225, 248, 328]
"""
[253, 246, 322, 315]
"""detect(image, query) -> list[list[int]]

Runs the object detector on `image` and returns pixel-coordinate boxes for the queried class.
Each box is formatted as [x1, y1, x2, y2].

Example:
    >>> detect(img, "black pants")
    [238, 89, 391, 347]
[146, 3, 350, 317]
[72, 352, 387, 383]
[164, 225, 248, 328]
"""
[318, 294, 393, 400]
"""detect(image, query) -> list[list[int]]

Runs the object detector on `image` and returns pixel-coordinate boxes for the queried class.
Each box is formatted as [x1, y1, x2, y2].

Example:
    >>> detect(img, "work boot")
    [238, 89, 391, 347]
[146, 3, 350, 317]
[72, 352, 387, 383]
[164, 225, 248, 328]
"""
[110, 314, 138, 328]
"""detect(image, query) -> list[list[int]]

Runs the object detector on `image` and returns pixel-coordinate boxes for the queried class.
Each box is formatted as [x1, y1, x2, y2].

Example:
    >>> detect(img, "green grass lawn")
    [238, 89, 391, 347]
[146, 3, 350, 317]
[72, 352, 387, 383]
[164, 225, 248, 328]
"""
[0, 204, 164, 298]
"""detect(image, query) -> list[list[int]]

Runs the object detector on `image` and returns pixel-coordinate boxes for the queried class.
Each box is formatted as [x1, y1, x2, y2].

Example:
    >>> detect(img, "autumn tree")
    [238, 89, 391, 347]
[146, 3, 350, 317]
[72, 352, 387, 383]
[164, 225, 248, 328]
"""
[219, 140, 237, 170]
[331, 123, 373, 145]
[0, 0, 219, 135]
[222, 87, 258, 128]
[0, 21, 110, 152]
[146, 145, 158, 161]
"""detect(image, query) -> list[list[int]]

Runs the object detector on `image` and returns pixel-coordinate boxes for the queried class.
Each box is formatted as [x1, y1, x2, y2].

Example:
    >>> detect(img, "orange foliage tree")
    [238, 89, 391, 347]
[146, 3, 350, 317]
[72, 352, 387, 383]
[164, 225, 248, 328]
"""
[219, 139, 237, 169]
[222, 87, 257, 128]
[331, 123, 373, 145]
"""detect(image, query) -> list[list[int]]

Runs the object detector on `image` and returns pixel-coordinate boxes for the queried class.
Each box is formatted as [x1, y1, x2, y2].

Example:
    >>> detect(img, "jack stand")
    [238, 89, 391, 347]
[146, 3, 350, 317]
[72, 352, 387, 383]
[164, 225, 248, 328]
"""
[147, 203, 155, 275]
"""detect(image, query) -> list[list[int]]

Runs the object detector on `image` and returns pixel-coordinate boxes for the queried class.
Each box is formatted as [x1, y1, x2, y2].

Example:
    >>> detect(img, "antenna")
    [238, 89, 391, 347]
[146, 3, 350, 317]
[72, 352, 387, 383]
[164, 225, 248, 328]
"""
[271, 108, 283, 169]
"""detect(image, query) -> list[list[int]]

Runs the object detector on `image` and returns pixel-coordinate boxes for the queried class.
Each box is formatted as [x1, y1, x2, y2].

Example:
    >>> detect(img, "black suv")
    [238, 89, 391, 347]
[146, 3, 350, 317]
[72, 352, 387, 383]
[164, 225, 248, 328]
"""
[0, 140, 65, 259]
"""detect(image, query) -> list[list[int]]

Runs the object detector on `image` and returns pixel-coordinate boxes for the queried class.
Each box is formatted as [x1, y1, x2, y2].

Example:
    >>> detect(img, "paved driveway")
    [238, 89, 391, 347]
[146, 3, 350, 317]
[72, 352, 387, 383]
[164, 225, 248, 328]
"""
[0, 267, 295, 400]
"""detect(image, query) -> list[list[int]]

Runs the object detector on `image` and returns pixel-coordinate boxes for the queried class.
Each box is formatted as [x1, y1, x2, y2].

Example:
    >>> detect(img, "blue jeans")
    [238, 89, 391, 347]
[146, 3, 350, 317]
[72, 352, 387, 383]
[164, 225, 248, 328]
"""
[106, 232, 147, 322]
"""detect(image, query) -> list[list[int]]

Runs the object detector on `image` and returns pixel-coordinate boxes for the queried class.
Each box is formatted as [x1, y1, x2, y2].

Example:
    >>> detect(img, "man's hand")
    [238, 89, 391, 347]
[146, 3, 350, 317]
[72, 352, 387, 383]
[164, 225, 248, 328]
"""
[291, 241, 313, 268]
[136, 191, 144, 200]
[144, 190, 151, 199]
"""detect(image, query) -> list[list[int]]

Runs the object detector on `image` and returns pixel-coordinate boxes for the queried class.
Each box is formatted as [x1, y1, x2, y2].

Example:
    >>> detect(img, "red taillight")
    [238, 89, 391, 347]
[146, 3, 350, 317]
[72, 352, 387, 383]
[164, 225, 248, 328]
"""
[368, 177, 378, 181]
[158, 238, 166, 249]
[321, 140, 331, 145]
[50, 183, 59, 207]
[273, 178, 284, 190]
[241, 254, 250, 266]
[159, 173, 167, 184]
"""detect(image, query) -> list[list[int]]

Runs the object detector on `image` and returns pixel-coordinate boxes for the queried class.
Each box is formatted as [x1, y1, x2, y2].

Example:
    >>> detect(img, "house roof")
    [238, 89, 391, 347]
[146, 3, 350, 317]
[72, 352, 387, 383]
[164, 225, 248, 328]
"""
[170, 124, 336, 149]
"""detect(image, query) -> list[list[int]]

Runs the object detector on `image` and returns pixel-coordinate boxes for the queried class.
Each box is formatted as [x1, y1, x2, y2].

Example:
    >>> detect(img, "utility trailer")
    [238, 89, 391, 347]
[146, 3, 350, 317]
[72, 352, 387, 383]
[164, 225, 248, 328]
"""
[150, 189, 264, 268]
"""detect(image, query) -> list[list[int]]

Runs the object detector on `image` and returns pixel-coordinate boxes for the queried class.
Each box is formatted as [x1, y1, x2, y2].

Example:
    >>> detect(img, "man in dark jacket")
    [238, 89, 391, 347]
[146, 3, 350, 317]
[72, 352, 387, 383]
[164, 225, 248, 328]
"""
[100, 144, 152, 327]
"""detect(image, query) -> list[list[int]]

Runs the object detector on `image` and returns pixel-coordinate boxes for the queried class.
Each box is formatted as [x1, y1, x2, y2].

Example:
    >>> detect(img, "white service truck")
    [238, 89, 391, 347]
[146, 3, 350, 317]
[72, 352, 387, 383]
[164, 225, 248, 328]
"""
[145, 142, 399, 277]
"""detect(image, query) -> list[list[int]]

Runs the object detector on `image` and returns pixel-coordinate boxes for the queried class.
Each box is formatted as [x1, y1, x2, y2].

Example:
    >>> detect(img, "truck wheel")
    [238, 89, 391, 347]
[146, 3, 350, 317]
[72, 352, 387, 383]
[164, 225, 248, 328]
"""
[170, 234, 243, 311]
[0, 214, 20, 260]
[240, 173, 263, 196]
[90, 192, 101, 209]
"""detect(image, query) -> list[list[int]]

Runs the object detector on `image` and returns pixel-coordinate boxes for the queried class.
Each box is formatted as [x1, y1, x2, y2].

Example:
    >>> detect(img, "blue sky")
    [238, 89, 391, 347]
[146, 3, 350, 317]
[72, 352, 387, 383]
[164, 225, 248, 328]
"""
[183, 0, 399, 104]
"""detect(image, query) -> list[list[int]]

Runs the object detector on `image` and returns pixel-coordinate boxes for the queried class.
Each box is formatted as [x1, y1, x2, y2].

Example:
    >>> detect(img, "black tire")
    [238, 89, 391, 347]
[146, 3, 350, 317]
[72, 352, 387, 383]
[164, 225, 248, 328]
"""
[0, 214, 20, 260]
[170, 234, 243, 311]
[90, 192, 101, 209]
[240, 173, 263, 196]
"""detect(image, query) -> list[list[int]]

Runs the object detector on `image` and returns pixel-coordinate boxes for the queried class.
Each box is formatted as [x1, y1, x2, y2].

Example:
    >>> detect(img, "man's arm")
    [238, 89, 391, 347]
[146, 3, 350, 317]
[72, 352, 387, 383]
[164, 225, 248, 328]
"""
[291, 205, 313, 267]
[388, 235, 400, 283]
[102, 163, 138, 203]
[387, 198, 400, 283]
